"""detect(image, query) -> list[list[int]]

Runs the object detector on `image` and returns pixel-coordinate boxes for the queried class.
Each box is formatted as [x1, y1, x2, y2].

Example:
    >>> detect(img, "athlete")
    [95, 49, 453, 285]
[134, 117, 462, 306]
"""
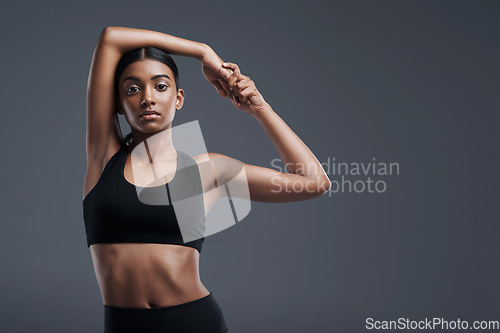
[83, 26, 331, 333]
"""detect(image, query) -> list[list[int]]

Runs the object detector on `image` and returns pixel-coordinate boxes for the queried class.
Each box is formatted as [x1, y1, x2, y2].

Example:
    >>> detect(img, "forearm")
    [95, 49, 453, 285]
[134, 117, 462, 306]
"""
[252, 105, 331, 189]
[102, 26, 208, 60]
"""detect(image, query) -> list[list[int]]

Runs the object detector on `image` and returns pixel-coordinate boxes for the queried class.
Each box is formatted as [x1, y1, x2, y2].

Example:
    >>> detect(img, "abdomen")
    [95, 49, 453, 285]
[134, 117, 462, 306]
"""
[90, 243, 209, 308]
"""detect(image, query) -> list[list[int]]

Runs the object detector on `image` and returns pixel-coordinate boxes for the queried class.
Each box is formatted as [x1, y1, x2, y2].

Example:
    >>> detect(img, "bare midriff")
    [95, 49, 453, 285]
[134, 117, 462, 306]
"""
[90, 243, 210, 308]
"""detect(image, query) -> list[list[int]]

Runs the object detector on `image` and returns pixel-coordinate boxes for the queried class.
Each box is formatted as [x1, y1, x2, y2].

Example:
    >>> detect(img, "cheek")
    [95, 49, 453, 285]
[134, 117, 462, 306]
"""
[121, 98, 138, 112]
[159, 93, 177, 105]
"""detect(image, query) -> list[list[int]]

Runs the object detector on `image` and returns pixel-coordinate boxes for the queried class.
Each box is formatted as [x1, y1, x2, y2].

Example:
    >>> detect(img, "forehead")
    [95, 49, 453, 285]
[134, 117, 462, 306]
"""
[121, 59, 174, 80]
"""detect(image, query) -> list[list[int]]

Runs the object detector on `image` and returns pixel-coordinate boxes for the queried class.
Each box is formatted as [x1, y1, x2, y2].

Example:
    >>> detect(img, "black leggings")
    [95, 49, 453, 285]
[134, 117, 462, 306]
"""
[104, 292, 229, 333]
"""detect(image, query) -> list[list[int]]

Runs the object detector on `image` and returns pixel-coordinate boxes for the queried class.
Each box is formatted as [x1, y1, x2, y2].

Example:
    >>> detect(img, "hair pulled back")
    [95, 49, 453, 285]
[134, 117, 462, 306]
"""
[114, 47, 180, 146]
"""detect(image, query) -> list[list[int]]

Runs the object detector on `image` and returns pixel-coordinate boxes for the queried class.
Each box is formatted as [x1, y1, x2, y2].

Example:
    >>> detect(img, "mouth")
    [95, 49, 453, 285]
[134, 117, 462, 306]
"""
[140, 110, 160, 119]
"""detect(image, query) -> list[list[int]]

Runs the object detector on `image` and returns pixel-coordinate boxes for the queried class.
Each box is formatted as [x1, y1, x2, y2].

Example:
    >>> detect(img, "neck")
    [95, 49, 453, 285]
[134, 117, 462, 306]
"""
[128, 127, 176, 161]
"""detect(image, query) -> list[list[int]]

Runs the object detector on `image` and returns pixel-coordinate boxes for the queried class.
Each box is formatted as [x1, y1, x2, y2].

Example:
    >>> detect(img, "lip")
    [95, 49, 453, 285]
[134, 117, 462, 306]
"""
[140, 110, 160, 118]
[139, 110, 159, 117]
[140, 113, 160, 120]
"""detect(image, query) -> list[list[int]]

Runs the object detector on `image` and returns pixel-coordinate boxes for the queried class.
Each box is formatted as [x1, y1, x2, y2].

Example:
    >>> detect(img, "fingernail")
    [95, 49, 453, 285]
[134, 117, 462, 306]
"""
[223, 63, 227, 66]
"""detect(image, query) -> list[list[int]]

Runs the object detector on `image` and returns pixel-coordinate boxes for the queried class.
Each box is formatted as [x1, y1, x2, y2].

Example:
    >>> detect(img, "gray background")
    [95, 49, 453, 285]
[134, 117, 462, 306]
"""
[1, 0, 499, 332]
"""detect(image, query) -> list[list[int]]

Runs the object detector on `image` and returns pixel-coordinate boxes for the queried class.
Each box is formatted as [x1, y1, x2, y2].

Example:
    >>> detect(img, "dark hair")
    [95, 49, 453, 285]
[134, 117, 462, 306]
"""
[114, 47, 180, 146]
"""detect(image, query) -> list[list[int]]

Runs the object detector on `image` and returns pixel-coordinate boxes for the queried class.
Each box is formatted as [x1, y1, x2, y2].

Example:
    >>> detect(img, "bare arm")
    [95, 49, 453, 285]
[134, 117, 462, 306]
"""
[86, 27, 209, 158]
[198, 62, 331, 203]
[252, 104, 331, 199]
[84, 27, 219, 199]
[207, 104, 331, 203]
[103, 26, 207, 59]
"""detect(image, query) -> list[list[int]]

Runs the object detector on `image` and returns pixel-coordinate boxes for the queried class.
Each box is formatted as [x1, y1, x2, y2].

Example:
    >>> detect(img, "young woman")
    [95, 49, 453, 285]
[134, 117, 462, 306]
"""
[83, 26, 331, 333]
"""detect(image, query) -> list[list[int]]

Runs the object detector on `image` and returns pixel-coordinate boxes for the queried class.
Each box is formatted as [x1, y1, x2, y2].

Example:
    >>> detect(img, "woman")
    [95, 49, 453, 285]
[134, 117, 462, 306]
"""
[83, 26, 331, 333]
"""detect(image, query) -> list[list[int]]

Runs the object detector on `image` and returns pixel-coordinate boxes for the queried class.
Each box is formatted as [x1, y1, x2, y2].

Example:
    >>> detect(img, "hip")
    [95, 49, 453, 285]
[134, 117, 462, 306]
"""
[104, 292, 229, 333]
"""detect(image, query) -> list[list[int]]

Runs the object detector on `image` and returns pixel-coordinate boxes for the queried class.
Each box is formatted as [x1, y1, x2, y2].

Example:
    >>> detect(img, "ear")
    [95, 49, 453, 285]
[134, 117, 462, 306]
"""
[175, 89, 185, 110]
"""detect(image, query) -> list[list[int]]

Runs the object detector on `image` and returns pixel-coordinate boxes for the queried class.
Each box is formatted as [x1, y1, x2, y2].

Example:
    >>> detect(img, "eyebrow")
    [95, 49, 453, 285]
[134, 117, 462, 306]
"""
[123, 74, 171, 83]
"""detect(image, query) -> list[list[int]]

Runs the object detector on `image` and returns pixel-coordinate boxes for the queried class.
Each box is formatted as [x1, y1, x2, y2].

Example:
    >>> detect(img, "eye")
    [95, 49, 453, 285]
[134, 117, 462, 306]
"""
[156, 83, 168, 90]
[127, 86, 139, 94]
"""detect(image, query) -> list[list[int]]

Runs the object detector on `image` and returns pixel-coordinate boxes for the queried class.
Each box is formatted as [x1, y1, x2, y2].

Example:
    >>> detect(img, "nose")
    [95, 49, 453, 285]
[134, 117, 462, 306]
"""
[141, 87, 156, 107]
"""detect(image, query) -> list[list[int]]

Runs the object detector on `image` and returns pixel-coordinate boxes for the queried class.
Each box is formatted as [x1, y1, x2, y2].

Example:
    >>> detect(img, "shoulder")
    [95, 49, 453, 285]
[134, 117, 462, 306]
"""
[192, 152, 232, 164]
[192, 152, 243, 170]
[192, 152, 243, 161]
[192, 152, 245, 187]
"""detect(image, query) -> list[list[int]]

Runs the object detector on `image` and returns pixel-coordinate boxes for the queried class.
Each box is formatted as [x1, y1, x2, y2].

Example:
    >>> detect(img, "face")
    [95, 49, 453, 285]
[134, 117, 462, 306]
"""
[117, 59, 184, 135]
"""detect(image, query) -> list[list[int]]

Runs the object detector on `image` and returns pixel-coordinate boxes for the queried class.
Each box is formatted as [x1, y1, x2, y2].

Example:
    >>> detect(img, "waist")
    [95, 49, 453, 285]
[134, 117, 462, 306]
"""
[90, 243, 207, 308]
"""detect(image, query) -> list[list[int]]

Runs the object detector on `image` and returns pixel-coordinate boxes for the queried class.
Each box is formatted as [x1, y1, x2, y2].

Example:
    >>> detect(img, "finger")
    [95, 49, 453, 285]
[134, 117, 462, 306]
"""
[219, 66, 234, 84]
[241, 86, 259, 103]
[238, 85, 254, 102]
[233, 78, 251, 97]
[216, 73, 231, 97]
[219, 79, 231, 97]
[222, 62, 241, 75]
[210, 79, 227, 98]
[231, 91, 241, 107]
[231, 90, 242, 107]
[216, 62, 233, 94]
[234, 77, 252, 96]
[228, 72, 236, 91]
[229, 73, 244, 91]
[219, 79, 230, 96]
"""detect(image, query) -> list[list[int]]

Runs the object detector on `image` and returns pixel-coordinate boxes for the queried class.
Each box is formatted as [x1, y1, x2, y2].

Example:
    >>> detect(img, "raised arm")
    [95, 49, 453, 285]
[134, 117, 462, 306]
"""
[208, 106, 332, 202]
[198, 62, 332, 203]
[104, 27, 232, 98]
[102, 26, 207, 58]
[84, 27, 230, 200]
[86, 26, 210, 161]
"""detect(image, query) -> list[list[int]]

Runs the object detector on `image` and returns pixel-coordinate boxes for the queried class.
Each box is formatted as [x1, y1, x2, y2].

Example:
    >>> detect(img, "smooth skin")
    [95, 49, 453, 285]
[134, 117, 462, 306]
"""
[84, 26, 331, 308]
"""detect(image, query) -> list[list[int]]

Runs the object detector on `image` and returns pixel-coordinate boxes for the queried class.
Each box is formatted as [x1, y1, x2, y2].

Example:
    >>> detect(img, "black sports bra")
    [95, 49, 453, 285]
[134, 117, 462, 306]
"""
[82, 141, 205, 253]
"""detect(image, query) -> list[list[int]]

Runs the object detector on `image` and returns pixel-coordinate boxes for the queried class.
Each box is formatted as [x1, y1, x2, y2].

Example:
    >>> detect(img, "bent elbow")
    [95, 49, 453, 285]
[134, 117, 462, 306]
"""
[301, 176, 332, 198]
[316, 178, 332, 196]
[100, 26, 115, 41]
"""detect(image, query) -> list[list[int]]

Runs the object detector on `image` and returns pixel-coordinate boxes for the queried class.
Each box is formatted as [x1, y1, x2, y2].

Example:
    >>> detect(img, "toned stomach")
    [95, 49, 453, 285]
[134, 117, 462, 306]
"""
[90, 243, 210, 308]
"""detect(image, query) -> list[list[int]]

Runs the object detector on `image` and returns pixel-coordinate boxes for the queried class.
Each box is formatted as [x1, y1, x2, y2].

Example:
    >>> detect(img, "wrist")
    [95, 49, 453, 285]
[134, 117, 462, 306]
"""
[197, 43, 212, 61]
[251, 103, 274, 120]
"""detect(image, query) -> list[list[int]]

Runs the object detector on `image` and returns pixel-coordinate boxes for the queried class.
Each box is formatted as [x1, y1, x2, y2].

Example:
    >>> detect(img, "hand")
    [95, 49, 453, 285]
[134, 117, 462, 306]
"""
[200, 46, 232, 98]
[222, 62, 268, 115]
